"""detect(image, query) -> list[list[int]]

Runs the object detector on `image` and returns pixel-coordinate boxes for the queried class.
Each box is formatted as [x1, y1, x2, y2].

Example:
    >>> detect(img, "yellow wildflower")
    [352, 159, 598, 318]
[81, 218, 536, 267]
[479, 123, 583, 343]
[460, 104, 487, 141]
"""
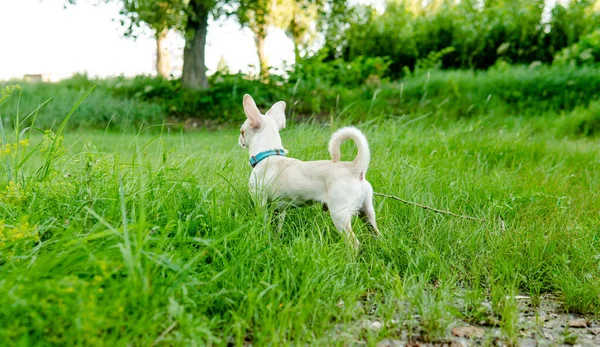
[0, 85, 20, 104]
[0, 143, 12, 156]
[3, 180, 27, 204]
[0, 217, 38, 244]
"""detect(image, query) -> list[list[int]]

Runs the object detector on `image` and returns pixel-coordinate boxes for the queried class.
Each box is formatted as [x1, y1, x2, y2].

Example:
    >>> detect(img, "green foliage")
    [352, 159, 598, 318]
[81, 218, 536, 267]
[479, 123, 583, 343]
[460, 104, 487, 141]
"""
[119, 0, 186, 36]
[329, 0, 599, 76]
[554, 99, 600, 138]
[555, 29, 600, 65]
[2, 63, 600, 137]
[291, 54, 392, 88]
[2, 64, 600, 130]
[339, 3, 418, 78]
[394, 65, 600, 116]
[274, 0, 321, 60]
[0, 85, 20, 105]
[0, 77, 164, 131]
[416, 47, 456, 71]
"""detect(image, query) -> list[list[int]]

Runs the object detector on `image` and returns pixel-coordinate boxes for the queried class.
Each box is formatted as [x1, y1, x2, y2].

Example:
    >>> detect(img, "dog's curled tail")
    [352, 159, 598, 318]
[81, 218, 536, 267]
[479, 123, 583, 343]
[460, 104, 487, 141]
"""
[328, 126, 370, 175]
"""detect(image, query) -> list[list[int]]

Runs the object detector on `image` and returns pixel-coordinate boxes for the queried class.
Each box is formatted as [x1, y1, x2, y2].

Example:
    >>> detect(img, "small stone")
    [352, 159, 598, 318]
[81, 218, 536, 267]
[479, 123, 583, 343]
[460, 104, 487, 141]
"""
[370, 321, 383, 332]
[336, 300, 344, 308]
[376, 339, 405, 347]
[452, 325, 485, 338]
[505, 295, 530, 300]
[541, 328, 555, 341]
[385, 319, 400, 329]
[450, 338, 469, 347]
[519, 338, 537, 347]
[589, 328, 600, 336]
[568, 318, 588, 328]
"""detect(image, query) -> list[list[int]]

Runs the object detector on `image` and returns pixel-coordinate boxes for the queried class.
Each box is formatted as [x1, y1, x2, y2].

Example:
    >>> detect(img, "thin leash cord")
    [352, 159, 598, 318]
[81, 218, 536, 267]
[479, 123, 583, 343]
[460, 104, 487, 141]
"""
[374, 192, 488, 223]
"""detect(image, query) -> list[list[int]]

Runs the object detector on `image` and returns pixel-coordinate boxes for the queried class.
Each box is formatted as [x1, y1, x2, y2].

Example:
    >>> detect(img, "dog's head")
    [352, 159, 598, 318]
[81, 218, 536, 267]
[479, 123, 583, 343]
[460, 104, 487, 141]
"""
[239, 94, 286, 149]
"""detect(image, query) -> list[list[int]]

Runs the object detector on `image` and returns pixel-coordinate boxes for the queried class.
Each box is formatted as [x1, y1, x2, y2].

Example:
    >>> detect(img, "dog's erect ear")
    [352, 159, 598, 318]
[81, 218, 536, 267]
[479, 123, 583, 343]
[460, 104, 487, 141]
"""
[265, 101, 286, 130]
[243, 94, 262, 129]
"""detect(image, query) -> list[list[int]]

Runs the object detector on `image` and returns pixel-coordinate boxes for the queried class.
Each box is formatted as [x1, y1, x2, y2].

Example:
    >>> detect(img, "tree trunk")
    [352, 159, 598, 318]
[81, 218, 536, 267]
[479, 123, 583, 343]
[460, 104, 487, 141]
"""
[291, 17, 301, 63]
[255, 25, 269, 80]
[182, 0, 209, 90]
[156, 28, 170, 78]
[293, 38, 300, 64]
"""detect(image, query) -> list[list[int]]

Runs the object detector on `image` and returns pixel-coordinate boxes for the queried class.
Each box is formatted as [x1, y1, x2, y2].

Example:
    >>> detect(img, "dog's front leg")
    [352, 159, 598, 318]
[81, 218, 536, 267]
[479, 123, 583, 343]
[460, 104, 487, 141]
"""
[249, 182, 271, 226]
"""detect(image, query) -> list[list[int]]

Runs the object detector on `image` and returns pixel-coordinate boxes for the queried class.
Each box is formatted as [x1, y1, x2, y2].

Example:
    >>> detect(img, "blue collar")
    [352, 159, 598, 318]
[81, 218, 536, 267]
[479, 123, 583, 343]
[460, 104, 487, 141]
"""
[249, 149, 286, 168]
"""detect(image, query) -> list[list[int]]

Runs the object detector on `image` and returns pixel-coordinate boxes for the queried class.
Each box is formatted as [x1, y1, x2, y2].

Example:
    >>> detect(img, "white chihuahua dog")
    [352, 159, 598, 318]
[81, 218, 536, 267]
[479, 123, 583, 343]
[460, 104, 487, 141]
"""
[238, 94, 380, 249]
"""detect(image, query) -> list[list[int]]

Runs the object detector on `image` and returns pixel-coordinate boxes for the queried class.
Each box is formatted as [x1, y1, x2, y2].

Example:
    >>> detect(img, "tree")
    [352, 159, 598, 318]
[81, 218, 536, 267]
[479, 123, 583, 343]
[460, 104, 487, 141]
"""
[118, 0, 185, 78]
[235, 0, 273, 79]
[67, 0, 227, 89]
[181, 0, 214, 89]
[235, 0, 341, 78]
[318, 0, 352, 60]
[67, 0, 184, 78]
[120, 0, 221, 89]
[272, 0, 320, 62]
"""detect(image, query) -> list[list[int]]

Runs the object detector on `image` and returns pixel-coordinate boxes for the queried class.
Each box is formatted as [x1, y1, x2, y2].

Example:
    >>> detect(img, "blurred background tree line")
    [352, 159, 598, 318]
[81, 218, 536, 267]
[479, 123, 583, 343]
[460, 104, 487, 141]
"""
[336, 0, 600, 77]
[5, 0, 596, 131]
[65, 0, 600, 87]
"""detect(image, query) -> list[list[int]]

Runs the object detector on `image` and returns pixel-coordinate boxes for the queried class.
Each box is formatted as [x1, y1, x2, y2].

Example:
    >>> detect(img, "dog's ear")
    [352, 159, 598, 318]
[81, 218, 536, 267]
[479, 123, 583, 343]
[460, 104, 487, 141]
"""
[265, 101, 286, 130]
[243, 94, 262, 129]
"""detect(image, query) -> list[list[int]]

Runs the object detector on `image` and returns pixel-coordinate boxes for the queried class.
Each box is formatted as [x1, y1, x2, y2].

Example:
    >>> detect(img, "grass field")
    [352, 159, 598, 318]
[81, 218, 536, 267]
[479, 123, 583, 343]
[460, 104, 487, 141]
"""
[1, 84, 599, 345]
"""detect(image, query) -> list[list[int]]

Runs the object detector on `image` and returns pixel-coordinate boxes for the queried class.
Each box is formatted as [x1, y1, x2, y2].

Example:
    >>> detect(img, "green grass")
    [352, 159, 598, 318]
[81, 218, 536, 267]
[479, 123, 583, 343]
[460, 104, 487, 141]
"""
[1, 86, 599, 345]
[3, 64, 600, 129]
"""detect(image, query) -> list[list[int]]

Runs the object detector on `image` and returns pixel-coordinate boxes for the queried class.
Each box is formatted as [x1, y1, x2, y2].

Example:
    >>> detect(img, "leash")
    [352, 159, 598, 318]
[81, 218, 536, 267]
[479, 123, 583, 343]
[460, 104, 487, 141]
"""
[374, 192, 490, 223]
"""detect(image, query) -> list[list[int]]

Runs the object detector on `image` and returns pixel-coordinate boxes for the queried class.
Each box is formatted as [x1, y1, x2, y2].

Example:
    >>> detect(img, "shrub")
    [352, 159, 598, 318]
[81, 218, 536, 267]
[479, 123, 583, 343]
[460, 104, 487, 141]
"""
[327, 0, 598, 76]
[0, 80, 164, 131]
[2, 64, 599, 129]
[291, 55, 391, 88]
[554, 99, 600, 138]
[554, 29, 600, 66]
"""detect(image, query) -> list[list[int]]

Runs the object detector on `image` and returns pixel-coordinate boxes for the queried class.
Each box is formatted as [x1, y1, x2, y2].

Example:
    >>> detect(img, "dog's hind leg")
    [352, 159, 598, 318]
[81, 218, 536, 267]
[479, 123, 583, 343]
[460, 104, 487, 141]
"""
[362, 202, 380, 237]
[328, 184, 362, 249]
[361, 184, 381, 237]
[330, 207, 360, 250]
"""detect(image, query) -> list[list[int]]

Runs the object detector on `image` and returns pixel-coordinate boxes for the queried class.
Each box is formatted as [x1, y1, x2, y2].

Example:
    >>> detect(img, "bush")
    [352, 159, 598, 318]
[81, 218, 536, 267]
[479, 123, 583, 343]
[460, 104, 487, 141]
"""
[291, 55, 391, 88]
[2, 64, 600, 129]
[0, 79, 164, 131]
[554, 99, 600, 138]
[327, 0, 598, 76]
[368, 65, 600, 120]
[554, 29, 600, 66]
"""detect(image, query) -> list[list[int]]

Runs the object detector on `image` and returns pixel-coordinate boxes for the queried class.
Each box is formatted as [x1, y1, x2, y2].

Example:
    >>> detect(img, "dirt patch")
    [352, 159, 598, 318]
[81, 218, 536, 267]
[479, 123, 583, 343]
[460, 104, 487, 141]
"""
[334, 295, 599, 346]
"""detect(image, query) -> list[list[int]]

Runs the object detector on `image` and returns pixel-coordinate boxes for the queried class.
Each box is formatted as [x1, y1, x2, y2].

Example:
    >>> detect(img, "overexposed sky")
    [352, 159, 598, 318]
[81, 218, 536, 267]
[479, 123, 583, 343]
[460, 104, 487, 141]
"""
[0, 0, 295, 80]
